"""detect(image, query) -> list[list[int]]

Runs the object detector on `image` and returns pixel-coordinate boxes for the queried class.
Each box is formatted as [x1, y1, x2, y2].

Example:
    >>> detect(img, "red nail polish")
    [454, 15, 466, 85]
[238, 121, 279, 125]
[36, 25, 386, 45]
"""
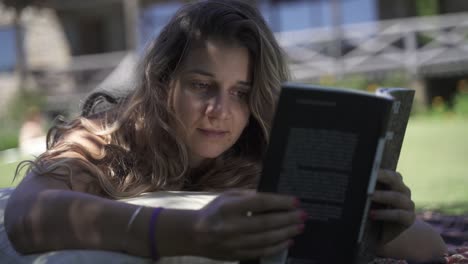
[293, 197, 301, 208]
[297, 224, 305, 232]
[300, 210, 308, 221]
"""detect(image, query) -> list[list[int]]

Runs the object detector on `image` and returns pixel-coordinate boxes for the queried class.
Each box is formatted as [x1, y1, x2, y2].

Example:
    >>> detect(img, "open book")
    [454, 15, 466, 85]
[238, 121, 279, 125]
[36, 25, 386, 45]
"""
[242, 83, 415, 264]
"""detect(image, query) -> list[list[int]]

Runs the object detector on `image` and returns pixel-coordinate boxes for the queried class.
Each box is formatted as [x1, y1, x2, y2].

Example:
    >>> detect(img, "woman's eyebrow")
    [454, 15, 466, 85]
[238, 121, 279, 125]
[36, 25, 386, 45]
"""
[184, 68, 252, 86]
[183, 69, 214, 77]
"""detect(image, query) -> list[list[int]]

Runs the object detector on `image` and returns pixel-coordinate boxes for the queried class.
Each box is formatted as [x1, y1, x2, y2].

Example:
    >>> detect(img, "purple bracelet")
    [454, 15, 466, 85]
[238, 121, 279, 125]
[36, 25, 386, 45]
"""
[149, 207, 164, 261]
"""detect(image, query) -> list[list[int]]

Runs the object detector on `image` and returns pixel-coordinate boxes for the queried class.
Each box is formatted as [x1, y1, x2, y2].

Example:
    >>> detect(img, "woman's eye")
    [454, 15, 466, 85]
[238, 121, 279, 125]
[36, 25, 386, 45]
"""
[190, 81, 211, 91]
[233, 89, 249, 99]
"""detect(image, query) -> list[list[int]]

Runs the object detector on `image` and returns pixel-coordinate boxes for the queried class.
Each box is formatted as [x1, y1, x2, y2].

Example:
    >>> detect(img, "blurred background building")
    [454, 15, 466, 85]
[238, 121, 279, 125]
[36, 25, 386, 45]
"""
[0, 0, 468, 119]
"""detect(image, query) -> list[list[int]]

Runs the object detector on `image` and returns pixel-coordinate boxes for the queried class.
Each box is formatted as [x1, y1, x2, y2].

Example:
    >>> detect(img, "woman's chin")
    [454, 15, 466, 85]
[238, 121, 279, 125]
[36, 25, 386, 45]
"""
[189, 150, 224, 167]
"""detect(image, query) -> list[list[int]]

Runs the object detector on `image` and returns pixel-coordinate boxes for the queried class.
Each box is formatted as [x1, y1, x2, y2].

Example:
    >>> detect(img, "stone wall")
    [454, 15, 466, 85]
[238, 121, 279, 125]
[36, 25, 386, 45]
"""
[21, 7, 71, 70]
[0, 4, 72, 116]
[0, 74, 18, 117]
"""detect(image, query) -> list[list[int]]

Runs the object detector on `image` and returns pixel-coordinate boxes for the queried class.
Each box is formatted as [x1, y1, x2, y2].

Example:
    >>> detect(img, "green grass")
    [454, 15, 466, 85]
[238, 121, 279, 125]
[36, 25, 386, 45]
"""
[397, 116, 468, 215]
[0, 161, 22, 188]
[0, 151, 33, 188]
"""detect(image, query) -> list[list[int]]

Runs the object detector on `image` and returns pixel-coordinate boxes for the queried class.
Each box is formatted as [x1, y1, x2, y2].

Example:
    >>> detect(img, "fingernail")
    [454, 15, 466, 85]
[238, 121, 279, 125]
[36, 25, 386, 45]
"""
[293, 197, 301, 208]
[300, 210, 308, 221]
[297, 224, 305, 232]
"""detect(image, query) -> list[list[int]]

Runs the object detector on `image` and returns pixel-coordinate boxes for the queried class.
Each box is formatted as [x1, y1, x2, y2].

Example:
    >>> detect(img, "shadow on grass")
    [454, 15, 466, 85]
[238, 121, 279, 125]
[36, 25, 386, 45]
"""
[416, 202, 468, 249]
[417, 201, 468, 216]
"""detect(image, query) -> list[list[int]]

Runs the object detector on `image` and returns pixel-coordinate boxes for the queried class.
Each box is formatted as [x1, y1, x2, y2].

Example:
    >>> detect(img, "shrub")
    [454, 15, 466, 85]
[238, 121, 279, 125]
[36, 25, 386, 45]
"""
[0, 89, 46, 151]
[7, 89, 46, 123]
[0, 128, 19, 151]
[454, 92, 468, 117]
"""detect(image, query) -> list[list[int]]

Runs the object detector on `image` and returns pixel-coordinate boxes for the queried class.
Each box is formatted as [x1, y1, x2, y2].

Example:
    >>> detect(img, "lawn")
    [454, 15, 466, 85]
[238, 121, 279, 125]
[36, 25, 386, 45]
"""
[0, 161, 22, 188]
[0, 156, 30, 188]
[1, 116, 467, 214]
[397, 116, 468, 215]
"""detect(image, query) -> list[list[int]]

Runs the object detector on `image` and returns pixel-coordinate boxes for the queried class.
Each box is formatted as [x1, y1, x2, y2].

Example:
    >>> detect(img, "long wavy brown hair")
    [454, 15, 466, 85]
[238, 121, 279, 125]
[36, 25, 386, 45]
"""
[21, 0, 290, 199]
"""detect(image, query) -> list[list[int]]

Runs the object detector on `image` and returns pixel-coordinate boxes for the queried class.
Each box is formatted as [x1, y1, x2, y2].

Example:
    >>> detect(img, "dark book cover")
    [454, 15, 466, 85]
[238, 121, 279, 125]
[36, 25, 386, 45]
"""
[242, 83, 395, 264]
[355, 88, 415, 264]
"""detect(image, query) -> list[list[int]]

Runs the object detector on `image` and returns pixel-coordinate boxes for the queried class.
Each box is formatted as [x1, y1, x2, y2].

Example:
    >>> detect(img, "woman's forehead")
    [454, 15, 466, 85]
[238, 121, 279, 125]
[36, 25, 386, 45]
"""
[178, 39, 252, 79]
[185, 38, 246, 60]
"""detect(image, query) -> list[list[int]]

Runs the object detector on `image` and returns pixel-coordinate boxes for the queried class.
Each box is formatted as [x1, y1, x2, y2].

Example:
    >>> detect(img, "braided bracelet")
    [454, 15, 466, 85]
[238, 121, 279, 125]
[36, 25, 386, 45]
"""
[149, 207, 164, 261]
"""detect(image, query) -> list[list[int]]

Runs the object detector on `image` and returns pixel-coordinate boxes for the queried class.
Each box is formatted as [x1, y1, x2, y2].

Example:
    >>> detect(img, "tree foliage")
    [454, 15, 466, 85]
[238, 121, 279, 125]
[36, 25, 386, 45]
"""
[415, 0, 439, 16]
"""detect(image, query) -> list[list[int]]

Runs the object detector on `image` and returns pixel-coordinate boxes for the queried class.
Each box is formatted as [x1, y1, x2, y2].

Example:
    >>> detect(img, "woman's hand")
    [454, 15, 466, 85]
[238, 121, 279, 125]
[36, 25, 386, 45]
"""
[371, 169, 416, 246]
[192, 190, 306, 260]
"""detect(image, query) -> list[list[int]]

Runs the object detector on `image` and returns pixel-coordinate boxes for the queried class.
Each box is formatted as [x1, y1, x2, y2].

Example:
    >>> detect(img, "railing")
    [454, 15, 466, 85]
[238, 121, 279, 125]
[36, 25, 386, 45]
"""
[276, 12, 468, 81]
[33, 51, 128, 114]
[31, 13, 468, 113]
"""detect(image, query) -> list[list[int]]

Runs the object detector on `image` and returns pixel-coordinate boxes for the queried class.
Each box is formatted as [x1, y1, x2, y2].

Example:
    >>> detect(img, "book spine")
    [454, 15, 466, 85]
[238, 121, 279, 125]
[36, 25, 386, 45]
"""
[357, 136, 386, 243]
[377, 89, 415, 170]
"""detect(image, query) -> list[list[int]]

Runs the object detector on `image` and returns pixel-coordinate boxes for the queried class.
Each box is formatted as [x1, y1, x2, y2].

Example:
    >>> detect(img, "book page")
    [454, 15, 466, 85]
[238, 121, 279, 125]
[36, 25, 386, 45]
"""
[376, 88, 415, 170]
[278, 128, 358, 221]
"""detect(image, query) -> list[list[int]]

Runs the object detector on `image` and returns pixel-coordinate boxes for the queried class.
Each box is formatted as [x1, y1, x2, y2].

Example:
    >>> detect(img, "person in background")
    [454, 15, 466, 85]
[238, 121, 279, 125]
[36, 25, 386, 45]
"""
[18, 106, 46, 155]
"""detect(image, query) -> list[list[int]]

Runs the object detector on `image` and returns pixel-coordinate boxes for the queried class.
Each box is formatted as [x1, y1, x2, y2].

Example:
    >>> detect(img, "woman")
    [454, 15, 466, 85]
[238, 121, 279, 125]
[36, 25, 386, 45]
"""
[5, 0, 446, 262]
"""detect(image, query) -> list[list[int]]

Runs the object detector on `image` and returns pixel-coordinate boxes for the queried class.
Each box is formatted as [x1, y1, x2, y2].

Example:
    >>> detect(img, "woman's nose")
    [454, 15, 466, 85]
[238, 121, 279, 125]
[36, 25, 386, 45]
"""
[205, 92, 231, 119]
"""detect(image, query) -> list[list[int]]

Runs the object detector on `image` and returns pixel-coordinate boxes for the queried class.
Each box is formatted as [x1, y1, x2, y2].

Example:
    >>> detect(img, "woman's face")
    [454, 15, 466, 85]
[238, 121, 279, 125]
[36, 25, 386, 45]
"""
[170, 39, 252, 167]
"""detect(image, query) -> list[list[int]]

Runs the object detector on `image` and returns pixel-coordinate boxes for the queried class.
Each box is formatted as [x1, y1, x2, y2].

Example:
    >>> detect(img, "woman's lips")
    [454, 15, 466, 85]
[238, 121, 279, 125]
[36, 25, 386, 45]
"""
[197, 128, 228, 138]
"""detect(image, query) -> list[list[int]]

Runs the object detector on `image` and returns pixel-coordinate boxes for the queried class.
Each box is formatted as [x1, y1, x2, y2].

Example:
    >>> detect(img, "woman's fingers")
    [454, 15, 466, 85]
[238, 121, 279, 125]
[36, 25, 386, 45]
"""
[372, 170, 417, 245]
[213, 193, 303, 236]
[377, 170, 411, 197]
[372, 170, 416, 228]
[194, 191, 305, 260]
[203, 192, 300, 237]
[372, 190, 415, 211]
[235, 239, 293, 260]
[223, 192, 299, 216]
[370, 208, 415, 227]
[205, 209, 305, 239]
[235, 209, 306, 233]
[227, 223, 304, 249]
